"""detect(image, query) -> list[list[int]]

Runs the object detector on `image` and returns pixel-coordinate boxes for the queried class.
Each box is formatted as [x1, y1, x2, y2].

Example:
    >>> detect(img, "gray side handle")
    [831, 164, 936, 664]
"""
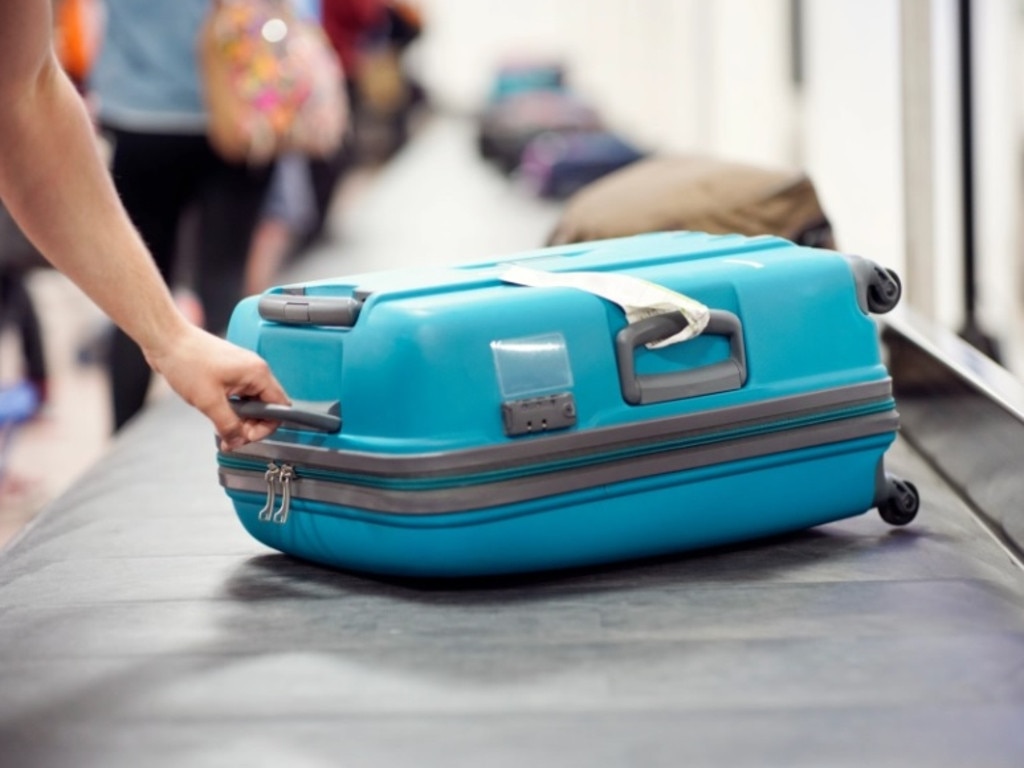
[258, 295, 362, 326]
[230, 398, 342, 433]
[616, 310, 747, 405]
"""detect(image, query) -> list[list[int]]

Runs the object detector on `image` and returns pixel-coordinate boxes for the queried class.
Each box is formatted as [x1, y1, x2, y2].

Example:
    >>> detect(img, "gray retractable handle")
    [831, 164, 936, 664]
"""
[617, 309, 747, 405]
[258, 295, 362, 326]
[230, 398, 342, 433]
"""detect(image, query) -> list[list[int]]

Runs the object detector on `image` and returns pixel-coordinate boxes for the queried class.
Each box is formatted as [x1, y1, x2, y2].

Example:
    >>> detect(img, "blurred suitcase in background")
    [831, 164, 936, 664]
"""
[218, 231, 918, 579]
[487, 60, 566, 104]
[518, 130, 646, 199]
[477, 90, 603, 174]
[547, 155, 837, 249]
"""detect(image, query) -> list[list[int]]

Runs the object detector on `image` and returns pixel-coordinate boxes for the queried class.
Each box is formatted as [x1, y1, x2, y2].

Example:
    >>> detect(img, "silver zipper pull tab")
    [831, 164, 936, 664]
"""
[257, 463, 281, 522]
[272, 464, 295, 524]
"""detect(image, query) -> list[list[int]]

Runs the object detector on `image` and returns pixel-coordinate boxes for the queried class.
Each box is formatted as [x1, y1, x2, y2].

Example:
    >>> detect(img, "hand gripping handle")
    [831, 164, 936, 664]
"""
[230, 398, 342, 433]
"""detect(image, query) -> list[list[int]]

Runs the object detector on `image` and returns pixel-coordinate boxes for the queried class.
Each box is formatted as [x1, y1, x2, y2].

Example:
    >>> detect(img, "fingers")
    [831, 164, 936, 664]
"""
[206, 375, 283, 450]
[216, 417, 282, 452]
[207, 396, 251, 452]
[209, 394, 286, 451]
[241, 417, 280, 444]
[254, 374, 289, 406]
[233, 355, 289, 405]
[151, 327, 290, 450]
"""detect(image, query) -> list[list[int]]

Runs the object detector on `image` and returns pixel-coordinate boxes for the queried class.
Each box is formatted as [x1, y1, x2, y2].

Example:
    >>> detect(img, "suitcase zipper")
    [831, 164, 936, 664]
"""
[220, 398, 895, 513]
[275, 464, 295, 524]
[255, 462, 294, 524]
[256, 463, 279, 522]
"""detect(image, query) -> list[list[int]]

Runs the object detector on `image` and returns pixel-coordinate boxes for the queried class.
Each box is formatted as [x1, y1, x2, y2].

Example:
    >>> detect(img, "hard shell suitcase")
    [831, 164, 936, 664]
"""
[218, 231, 919, 578]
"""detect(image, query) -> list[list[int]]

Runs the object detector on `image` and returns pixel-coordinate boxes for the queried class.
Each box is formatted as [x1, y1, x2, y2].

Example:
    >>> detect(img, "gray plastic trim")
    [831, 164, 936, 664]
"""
[220, 411, 899, 515]
[617, 310, 746, 405]
[258, 295, 362, 326]
[224, 380, 893, 478]
[231, 398, 342, 433]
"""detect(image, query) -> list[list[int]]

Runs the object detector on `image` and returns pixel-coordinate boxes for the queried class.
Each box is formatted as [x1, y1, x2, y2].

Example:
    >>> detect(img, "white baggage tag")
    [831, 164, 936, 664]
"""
[501, 265, 710, 348]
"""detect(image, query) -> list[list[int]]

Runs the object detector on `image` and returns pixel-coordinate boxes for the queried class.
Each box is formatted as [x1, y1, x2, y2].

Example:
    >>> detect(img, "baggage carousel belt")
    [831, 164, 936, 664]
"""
[1, 118, 1022, 767]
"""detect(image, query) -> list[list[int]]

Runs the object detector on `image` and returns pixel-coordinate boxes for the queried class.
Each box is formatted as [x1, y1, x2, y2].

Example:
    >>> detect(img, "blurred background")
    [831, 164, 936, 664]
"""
[411, 0, 1023, 362]
[2, 0, 1023, 542]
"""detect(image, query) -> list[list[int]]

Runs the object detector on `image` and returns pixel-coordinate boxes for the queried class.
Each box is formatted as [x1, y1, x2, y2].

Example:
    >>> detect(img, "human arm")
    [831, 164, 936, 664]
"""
[0, 1, 288, 449]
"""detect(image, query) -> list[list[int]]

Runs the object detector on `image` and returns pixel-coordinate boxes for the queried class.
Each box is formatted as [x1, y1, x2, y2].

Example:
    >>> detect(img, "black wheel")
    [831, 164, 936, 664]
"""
[879, 477, 919, 526]
[867, 267, 902, 314]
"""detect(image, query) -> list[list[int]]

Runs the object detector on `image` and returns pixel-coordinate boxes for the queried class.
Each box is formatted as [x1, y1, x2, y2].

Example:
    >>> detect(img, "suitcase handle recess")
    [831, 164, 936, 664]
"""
[229, 398, 342, 433]
[616, 310, 747, 405]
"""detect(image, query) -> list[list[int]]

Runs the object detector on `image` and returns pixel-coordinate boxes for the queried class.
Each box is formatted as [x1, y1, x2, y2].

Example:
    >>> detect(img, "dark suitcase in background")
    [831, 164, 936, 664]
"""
[518, 129, 646, 199]
[218, 231, 919, 579]
[477, 90, 603, 174]
[547, 155, 837, 249]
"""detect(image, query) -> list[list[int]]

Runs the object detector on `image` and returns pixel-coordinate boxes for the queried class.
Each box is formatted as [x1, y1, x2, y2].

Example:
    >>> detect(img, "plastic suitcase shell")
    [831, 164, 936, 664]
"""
[218, 231, 918, 578]
[518, 130, 646, 199]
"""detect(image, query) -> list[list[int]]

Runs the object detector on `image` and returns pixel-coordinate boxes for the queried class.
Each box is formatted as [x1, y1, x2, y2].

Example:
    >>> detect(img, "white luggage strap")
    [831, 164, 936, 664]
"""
[501, 264, 710, 348]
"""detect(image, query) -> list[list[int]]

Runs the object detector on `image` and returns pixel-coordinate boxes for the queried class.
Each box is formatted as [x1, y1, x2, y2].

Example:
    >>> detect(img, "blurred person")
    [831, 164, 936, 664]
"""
[298, 0, 388, 248]
[244, 152, 318, 296]
[243, 0, 331, 296]
[0, 0, 288, 450]
[89, 0, 277, 431]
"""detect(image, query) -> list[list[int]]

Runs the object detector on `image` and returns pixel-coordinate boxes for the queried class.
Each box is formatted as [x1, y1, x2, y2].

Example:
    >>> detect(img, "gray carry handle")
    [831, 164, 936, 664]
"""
[616, 309, 747, 405]
[230, 398, 342, 433]
[258, 295, 362, 326]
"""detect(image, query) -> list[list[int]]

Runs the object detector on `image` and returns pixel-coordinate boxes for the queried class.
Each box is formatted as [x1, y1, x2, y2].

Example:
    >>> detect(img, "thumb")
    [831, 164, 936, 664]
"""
[206, 396, 248, 451]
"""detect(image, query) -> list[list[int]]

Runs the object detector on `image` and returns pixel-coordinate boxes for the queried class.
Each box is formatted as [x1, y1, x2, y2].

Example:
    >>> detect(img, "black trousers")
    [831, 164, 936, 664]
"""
[104, 128, 273, 431]
[0, 269, 47, 392]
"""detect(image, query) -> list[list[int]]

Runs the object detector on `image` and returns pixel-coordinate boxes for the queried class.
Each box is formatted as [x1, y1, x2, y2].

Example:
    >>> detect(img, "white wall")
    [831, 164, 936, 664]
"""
[413, 0, 794, 164]
[800, 0, 905, 273]
[971, 0, 1022, 367]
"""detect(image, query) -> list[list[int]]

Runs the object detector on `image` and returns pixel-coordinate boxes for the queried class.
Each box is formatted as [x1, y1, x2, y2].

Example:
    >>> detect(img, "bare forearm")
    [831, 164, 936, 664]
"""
[0, 55, 188, 360]
[0, 1, 288, 446]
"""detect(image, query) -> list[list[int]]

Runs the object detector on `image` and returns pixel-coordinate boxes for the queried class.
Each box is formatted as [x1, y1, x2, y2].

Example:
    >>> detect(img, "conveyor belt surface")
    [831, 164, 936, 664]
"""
[2, 118, 1023, 767]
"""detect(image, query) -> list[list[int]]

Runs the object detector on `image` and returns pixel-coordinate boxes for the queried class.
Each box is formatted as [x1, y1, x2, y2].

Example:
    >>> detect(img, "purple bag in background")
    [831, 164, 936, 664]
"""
[477, 90, 603, 174]
[518, 130, 646, 199]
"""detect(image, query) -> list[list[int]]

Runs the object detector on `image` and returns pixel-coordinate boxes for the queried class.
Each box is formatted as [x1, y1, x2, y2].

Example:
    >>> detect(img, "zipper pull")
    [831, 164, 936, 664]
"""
[272, 464, 295, 525]
[257, 463, 280, 522]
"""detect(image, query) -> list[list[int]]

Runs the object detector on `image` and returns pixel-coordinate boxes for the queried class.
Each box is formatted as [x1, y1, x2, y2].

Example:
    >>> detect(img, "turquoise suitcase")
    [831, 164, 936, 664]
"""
[217, 232, 919, 578]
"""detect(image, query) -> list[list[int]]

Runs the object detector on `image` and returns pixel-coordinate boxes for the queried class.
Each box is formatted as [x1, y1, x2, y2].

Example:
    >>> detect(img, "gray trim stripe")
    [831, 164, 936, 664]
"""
[224, 380, 893, 479]
[220, 411, 898, 515]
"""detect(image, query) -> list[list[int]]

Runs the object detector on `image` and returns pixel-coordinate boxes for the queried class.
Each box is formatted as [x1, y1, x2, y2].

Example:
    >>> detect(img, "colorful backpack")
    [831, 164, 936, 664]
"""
[198, 0, 347, 164]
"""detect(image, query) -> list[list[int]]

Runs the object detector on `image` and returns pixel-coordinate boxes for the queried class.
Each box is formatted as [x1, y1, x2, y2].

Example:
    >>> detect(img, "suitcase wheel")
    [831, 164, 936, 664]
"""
[867, 267, 902, 314]
[878, 475, 919, 526]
